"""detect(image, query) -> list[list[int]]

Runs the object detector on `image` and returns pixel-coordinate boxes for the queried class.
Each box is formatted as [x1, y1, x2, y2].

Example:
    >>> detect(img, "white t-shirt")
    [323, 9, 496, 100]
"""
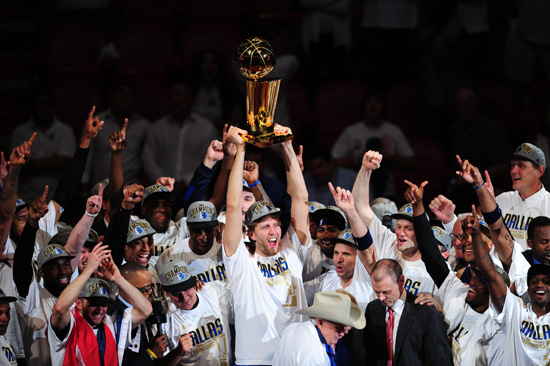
[15, 278, 57, 366]
[0, 335, 17, 366]
[436, 271, 505, 366]
[489, 289, 550, 365]
[157, 238, 227, 283]
[496, 186, 550, 251]
[302, 241, 334, 283]
[48, 307, 126, 366]
[0, 239, 23, 358]
[369, 215, 441, 296]
[506, 241, 532, 297]
[223, 225, 311, 365]
[272, 320, 330, 366]
[162, 282, 233, 366]
[304, 254, 375, 312]
[35, 201, 60, 260]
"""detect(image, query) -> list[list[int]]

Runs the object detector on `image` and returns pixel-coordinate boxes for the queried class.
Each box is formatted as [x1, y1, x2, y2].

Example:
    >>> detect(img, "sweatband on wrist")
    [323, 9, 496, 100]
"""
[146, 349, 158, 359]
[248, 180, 260, 188]
[86, 211, 99, 217]
[482, 205, 502, 225]
[473, 182, 485, 189]
[355, 231, 373, 250]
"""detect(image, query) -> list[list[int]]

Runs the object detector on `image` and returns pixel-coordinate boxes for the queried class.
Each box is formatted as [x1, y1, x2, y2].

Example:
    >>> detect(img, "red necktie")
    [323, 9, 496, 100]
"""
[386, 307, 394, 366]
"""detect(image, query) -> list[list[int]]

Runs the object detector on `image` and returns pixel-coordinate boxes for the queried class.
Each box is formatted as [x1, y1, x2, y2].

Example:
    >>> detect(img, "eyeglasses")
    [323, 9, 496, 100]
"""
[136, 285, 153, 294]
[323, 320, 351, 334]
[190, 227, 215, 235]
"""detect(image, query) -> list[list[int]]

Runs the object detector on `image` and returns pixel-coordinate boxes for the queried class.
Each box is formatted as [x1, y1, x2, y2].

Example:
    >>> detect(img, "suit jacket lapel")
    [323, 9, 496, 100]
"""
[394, 296, 415, 360]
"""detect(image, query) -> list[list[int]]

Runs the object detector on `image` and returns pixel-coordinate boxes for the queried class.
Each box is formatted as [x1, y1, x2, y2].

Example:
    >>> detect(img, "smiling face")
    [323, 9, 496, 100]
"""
[39, 258, 73, 297]
[394, 219, 417, 254]
[78, 247, 91, 273]
[316, 225, 340, 258]
[125, 235, 154, 267]
[142, 198, 172, 233]
[0, 302, 10, 336]
[465, 272, 489, 309]
[126, 270, 154, 303]
[188, 226, 216, 255]
[528, 226, 550, 265]
[510, 158, 544, 195]
[460, 225, 492, 263]
[249, 216, 282, 257]
[167, 287, 198, 311]
[333, 243, 357, 281]
[79, 298, 109, 328]
[528, 274, 550, 309]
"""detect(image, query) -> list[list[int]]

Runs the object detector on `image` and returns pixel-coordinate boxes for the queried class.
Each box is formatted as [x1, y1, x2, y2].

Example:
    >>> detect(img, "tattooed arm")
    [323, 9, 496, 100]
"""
[468, 205, 507, 313]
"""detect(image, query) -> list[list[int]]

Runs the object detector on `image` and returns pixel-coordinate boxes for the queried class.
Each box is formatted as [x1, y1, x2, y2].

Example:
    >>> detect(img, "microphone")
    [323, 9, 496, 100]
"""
[148, 300, 167, 336]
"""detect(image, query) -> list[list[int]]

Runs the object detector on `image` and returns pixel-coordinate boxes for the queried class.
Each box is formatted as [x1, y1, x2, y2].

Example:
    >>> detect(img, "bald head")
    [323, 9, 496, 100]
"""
[371, 259, 402, 284]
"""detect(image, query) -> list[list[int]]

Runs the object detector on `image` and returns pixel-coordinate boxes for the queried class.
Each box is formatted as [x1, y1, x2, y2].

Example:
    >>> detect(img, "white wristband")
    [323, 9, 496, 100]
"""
[86, 211, 99, 217]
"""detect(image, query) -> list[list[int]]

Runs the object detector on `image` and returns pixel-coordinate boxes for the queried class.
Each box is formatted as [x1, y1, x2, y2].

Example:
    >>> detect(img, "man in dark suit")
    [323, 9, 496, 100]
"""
[364, 259, 452, 365]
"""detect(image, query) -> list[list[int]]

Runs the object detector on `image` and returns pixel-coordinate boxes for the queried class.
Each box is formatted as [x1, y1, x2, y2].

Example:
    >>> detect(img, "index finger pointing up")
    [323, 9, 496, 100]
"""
[121, 118, 128, 137]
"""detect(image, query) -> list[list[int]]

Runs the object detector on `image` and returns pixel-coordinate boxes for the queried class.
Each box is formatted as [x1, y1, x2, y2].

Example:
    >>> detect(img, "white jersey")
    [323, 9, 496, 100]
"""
[15, 278, 57, 366]
[272, 320, 330, 366]
[304, 254, 375, 312]
[436, 271, 505, 366]
[0, 336, 17, 366]
[489, 289, 550, 365]
[369, 215, 442, 296]
[496, 186, 550, 250]
[223, 225, 311, 365]
[162, 282, 233, 366]
[302, 241, 335, 283]
[507, 241, 532, 297]
[48, 307, 125, 366]
[157, 238, 227, 283]
[0, 239, 23, 358]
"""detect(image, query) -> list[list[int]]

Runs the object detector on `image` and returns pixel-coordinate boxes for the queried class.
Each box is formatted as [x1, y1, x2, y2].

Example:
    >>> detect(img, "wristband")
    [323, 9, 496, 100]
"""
[146, 349, 158, 359]
[482, 205, 502, 225]
[473, 182, 485, 189]
[355, 231, 373, 250]
[86, 211, 99, 217]
[248, 180, 260, 188]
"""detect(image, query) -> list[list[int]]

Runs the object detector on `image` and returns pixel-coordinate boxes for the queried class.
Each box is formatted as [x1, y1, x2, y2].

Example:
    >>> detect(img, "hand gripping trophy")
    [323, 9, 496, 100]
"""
[235, 37, 293, 147]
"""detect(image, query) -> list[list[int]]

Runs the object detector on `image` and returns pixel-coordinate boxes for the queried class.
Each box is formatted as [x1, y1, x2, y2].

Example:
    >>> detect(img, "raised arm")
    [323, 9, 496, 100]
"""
[279, 127, 309, 245]
[404, 180, 450, 287]
[65, 185, 103, 270]
[0, 133, 36, 251]
[329, 182, 376, 273]
[107, 117, 128, 208]
[468, 205, 507, 313]
[352, 150, 382, 227]
[101, 254, 152, 328]
[457, 155, 514, 269]
[51, 107, 103, 223]
[209, 124, 237, 212]
[50, 243, 110, 334]
[223, 126, 248, 257]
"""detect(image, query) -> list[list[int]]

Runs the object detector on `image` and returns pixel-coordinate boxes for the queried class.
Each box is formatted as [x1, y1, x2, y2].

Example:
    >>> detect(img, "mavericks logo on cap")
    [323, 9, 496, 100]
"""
[165, 266, 189, 282]
[517, 143, 533, 154]
[254, 202, 272, 214]
[43, 245, 63, 258]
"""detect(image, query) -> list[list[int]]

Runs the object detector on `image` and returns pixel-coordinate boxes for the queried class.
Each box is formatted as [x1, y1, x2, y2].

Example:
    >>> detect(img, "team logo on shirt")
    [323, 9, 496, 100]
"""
[181, 316, 229, 365]
[2, 346, 15, 363]
[502, 207, 542, 241]
[195, 264, 227, 283]
[520, 320, 550, 342]
[256, 255, 297, 307]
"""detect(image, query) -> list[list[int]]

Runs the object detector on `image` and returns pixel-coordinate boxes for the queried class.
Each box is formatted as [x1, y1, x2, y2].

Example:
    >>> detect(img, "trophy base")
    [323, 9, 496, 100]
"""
[245, 132, 294, 148]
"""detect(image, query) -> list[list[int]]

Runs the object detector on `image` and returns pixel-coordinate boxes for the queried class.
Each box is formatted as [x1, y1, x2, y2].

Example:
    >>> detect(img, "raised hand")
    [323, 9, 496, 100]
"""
[243, 161, 259, 185]
[85, 242, 111, 274]
[10, 132, 36, 168]
[204, 140, 224, 168]
[328, 182, 354, 215]
[273, 123, 292, 136]
[465, 205, 480, 233]
[455, 155, 484, 186]
[226, 126, 248, 146]
[109, 118, 128, 152]
[98, 253, 120, 282]
[296, 145, 304, 172]
[222, 124, 237, 157]
[404, 180, 428, 204]
[156, 177, 174, 191]
[122, 184, 145, 210]
[28, 185, 49, 227]
[483, 169, 495, 198]
[362, 150, 383, 171]
[82, 106, 104, 144]
[86, 183, 103, 216]
[429, 195, 456, 224]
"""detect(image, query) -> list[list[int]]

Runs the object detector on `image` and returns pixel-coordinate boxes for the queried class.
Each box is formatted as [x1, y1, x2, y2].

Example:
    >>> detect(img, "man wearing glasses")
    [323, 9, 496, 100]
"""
[157, 201, 226, 284]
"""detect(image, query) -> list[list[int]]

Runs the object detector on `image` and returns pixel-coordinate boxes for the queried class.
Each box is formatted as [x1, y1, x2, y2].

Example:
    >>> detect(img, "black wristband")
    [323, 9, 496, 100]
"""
[355, 231, 373, 250]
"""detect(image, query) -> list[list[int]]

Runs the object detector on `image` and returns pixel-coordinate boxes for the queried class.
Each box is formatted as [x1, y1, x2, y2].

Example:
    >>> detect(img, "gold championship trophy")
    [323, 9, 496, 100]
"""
[235, 37, 293, 147]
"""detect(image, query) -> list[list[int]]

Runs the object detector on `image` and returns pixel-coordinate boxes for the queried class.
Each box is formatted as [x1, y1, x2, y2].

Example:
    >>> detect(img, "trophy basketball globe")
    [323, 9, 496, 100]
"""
[234, 37, 293, 147]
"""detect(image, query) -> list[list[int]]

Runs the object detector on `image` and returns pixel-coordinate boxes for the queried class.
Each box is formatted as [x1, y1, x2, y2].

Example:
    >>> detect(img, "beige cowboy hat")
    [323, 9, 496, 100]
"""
[297, 291, 366, 329]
